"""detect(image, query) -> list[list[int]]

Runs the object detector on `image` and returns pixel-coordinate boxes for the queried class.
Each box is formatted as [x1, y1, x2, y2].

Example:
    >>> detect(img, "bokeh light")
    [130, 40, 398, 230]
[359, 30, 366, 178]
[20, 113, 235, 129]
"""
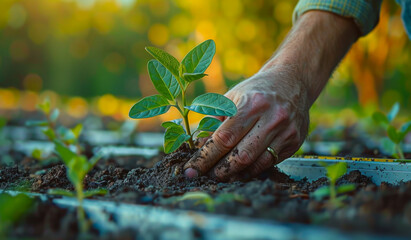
[0, 0, 409, 130]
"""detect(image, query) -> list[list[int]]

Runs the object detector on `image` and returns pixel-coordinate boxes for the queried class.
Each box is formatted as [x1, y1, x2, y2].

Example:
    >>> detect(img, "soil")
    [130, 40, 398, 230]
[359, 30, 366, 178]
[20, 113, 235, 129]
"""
[1, 142, 411, 239]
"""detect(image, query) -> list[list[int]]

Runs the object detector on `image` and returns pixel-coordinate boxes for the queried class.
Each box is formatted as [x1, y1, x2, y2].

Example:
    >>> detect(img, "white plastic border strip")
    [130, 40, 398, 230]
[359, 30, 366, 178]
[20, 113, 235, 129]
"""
[278, 158, 411, 185]
[4, 191, 406, 240]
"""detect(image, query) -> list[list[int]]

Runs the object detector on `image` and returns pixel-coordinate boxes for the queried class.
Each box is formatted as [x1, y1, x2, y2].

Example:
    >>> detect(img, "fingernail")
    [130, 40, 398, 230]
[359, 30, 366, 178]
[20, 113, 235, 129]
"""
[184, 168, 198, 178]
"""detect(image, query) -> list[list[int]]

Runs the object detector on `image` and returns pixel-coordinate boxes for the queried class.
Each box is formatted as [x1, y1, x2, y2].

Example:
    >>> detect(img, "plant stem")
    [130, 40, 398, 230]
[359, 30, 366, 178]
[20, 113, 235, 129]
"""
[396, 144, 405, 159]
[183, 111, 195, 149]
[330, 181, 336, 203]
[76, 183, 88, 233]
[175, 76, 195, 149]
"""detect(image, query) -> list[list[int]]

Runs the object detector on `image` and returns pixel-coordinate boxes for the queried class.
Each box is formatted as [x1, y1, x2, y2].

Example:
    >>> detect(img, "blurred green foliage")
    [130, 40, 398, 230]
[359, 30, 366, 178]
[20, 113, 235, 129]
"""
[0, 0, 410, 112]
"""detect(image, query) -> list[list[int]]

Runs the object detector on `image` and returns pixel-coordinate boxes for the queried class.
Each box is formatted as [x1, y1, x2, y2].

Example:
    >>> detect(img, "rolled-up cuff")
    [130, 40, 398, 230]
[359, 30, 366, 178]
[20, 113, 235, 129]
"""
[293, 0, 383, 36]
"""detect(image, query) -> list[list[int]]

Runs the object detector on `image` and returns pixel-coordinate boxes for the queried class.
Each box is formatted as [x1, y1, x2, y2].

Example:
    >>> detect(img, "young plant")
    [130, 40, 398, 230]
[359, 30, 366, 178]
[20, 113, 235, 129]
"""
[311, 162, 355, 208]
[167, 191, 244, 212]
[27, 99, 106, 233]
[27, 98, 83, 159]
[129, 40, 237, 153]
[372, 102, 411, 159]
[0, 117, 7, 147]
[48, 141, 107, 233]
[0, 193, 33, 237]
[0, 117, 6, 131]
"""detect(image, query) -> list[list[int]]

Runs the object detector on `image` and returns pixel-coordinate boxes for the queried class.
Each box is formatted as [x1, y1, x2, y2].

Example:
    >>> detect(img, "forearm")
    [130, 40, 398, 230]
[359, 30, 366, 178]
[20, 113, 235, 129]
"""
[261, 10, 359, 106]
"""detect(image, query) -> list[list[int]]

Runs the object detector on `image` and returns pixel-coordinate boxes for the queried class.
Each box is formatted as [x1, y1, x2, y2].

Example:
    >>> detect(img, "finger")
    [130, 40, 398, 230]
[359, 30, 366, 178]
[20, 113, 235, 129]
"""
[212, 105, 299, 181]
[184, 109, 258, 177]
[194, 136, 210, 148]
[211, 121, 279, 181]
[248, 147, 280, 177]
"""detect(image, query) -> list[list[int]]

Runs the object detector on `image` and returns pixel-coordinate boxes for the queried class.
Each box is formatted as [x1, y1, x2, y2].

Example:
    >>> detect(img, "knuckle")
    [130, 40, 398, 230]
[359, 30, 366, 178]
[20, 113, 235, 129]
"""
[286, 127, 298, 141]
[235, 149, 254, 167]
[275, 106, 291, 123]
[250, 92, 270, 112]
[214, 129, 237, 150]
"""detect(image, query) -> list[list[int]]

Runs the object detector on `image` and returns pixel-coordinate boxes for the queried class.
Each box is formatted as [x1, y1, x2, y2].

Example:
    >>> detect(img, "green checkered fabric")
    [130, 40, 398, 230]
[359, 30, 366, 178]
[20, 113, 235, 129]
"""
[293, 0, 383, 36]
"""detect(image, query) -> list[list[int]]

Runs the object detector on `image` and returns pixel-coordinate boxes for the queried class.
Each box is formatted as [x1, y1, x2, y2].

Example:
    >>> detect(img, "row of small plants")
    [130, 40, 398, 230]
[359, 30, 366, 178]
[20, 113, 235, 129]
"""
[0, 40, 410, 237]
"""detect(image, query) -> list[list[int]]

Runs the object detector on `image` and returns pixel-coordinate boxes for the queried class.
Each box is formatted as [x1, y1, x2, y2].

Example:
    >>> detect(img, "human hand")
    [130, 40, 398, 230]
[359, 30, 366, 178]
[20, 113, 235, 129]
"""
[183, 10, 359, 182]
[184, 65, 310, 181]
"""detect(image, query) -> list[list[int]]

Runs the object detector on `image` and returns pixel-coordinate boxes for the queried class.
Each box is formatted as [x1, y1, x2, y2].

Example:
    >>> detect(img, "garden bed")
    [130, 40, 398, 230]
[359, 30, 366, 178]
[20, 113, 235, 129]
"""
[1, 140, 411, 239]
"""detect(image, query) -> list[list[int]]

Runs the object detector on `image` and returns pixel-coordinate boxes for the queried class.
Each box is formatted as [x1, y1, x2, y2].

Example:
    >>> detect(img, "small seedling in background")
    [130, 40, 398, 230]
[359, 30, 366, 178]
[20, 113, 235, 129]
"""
[312, 162, 355, 208]
[26, 98, 83, 157]
[48, 141, 107, 233]
[0, 193, 33, 237]
[27, 99, 107, 233]
[372, 102, 411, 159]
[169, 191, 244, 212]
[129, 39, 237, 153]
[0, 117, 6, 130]
[0, 117, 8, 148]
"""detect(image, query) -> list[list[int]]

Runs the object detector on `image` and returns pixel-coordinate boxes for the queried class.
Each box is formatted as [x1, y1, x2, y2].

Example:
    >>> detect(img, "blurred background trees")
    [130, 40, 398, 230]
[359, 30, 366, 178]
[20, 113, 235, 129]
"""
[0, 0, 410, 126]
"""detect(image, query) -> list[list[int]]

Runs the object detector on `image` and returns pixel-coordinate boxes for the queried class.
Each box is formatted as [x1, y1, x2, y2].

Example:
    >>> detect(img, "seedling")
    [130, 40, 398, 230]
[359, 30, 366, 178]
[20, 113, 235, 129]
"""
[372, 102, 411, 159]
[27, 99, 107, 233]
[129, 40, 237, 153]
[27, 98, 83, 159]
[0, 117, 6, 130]
[49, 141, 107, 233]
[311, 162, 355, 208]
[0, 117, 8, 148]
[0, 193, 33, 237]
[168, 191, 244, 212]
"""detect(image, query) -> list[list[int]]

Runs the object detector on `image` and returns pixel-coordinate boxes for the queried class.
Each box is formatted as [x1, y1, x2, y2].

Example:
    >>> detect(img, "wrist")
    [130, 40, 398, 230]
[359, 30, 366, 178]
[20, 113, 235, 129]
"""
[262, 10, 359, 106]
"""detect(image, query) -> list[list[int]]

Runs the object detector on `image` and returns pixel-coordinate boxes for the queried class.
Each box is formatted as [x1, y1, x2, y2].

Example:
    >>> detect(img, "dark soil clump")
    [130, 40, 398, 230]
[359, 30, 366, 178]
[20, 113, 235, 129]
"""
[1, 143, 411, 238]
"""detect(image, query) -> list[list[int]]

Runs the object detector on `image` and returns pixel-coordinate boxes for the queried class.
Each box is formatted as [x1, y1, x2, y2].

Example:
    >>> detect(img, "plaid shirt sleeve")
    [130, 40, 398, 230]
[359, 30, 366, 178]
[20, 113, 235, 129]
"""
[293, 0, 383, 36]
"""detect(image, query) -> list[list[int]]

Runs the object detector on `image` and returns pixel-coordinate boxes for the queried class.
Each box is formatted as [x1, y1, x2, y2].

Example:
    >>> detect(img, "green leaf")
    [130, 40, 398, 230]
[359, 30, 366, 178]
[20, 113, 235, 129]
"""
[0, 117, 7, 129]
[26, 120, 49, 127]
[197, 131, 211, 138]
[67, 155, 89, 184]
[145, 46, 180, 77]
[183, 73, 207, 82]
[311, 186, 330, 200]
[177, 192, 215, 212]
[32, 149, 43, 160]
[0, 194, 33, 224]
[197, 117, 221, 132]
[37, 98, 51, 115]
[57, 126, 76, 143]
[186, 93, 237, 117]
[42, 128, 56, 141]
[325, 162, 347, 184]
[54, 140, 76, 165]
[48, 188, 75, 197]
[88, 153, 102, 171]
[387, 102, 400, 122]
[129, 95, 171, 119]
[50, 109, 60, 122]
[387, 125, 400, 143]
[164, 125, 190, 153]
[179, 192, 213, 201]
[336, 184, 356, 194]
[372, 112, 388, 126]
[84, 188, 108, 198]
[162, 120, 182, 129]
[381, 137, 396, 156]
[399, 121, 411, 141]
[71, 124, 83, 139]
[182, 39, 216, 74]
[148, 60, 181, 100]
